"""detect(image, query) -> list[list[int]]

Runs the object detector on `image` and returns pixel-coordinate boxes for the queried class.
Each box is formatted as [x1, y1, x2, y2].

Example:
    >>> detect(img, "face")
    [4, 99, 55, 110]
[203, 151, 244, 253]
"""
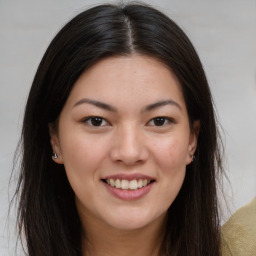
[50, 55, 198, 232]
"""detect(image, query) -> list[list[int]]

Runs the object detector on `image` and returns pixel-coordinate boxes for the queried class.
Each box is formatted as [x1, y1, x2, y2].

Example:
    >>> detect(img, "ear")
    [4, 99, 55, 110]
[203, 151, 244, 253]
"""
[186, 120, 200, 165]
[48, 123, 63, 164]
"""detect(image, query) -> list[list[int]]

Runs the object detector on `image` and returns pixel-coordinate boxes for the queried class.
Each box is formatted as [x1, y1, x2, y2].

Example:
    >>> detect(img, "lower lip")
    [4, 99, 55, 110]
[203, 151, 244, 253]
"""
[103, 181, 154, 201]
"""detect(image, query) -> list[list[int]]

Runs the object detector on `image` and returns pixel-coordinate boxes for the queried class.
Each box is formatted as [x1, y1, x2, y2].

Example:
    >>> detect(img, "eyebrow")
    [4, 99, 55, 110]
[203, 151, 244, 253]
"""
[73, 98, 117, 112]
[73, 98, 182, 112]
[142, 100, 182, 112]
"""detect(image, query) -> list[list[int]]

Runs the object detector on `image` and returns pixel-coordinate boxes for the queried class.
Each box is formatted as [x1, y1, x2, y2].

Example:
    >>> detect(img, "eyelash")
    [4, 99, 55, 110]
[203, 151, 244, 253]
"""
[147, 117, 174, 127]
[83, 116, 110, 127]
[82, 116, 174, 127]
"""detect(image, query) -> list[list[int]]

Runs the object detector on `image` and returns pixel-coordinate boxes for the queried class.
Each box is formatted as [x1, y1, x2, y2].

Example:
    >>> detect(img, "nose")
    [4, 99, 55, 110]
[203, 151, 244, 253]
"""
[109, 124, 149, 165]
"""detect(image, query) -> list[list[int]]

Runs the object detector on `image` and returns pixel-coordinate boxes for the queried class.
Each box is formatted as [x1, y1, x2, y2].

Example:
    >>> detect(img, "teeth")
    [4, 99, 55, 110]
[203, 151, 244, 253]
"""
[138, 179, 143, 188]
[106, 178, 152, 190]
[121, 180, 129, 189]
[109, 179, 115, 186]
[115, 179, 121, 188]
[129, 180, 137, 190]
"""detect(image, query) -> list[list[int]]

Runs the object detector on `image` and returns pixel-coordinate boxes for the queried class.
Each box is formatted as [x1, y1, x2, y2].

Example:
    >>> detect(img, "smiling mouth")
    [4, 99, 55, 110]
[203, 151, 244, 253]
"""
[102, 178, 155, 190]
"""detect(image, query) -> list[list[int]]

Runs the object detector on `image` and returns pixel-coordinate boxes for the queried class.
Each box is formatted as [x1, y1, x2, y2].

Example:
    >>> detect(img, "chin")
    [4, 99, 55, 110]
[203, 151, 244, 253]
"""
[110, 218, 148, 230]
[105, 208, 166, 231]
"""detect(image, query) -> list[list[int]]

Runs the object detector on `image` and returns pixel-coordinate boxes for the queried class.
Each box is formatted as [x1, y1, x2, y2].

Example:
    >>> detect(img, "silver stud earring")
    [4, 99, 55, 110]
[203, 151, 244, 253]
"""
[52, 153, 58, 159]
[191, 155, 195, 162]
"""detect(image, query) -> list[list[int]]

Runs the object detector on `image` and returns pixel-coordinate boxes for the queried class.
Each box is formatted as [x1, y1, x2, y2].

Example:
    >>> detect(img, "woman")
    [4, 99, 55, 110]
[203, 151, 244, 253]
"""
[14, 3, 224, 256]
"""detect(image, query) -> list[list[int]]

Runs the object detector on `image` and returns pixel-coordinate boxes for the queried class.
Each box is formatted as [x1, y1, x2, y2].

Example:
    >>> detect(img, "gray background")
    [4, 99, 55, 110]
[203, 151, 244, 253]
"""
[1, 0, 255, 254]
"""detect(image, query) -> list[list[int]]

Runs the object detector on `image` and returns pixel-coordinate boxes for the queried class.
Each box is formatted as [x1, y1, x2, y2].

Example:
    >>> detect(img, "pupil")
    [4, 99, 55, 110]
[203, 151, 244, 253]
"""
[91, 117, 102, 126]
[154, 117, 165, 126]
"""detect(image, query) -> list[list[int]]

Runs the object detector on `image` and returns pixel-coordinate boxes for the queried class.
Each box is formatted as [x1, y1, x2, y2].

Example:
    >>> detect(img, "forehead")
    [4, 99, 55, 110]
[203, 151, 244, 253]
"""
[64, 55, 186, 111]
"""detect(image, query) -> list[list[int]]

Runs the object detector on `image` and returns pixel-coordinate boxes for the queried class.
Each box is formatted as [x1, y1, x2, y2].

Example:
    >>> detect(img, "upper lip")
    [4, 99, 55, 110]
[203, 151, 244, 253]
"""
[102, 173, 155, 181]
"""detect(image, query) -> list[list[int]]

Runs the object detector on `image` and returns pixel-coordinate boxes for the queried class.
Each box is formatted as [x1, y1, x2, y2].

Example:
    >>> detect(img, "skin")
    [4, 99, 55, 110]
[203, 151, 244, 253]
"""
[50, 55, 199, 256]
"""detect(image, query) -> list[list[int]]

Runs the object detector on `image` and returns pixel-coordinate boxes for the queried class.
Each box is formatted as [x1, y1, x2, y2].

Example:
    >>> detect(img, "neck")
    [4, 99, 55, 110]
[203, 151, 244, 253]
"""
[81, 214, 166, 256]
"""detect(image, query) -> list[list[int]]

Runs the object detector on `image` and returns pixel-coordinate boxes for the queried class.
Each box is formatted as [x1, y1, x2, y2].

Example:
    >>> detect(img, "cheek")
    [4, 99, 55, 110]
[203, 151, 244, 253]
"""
[59, 132, 110, 183]
[151, 137, 188, 210]
[60, 135, 111, 205]
[151, 135, 189, 169]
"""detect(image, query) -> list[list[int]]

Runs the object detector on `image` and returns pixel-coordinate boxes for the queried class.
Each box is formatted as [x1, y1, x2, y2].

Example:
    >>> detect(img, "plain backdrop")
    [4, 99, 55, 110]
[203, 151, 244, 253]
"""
[0, 0, 255, 254]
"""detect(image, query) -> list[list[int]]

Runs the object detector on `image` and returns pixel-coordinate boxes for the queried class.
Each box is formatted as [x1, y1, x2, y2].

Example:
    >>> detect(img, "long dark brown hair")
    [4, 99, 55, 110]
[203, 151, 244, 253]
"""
[13, 3, 224, 256]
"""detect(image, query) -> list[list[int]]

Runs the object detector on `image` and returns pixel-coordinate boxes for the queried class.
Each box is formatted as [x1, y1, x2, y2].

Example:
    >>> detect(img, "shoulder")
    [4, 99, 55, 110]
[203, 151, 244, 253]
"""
[221, 197, 256, 256]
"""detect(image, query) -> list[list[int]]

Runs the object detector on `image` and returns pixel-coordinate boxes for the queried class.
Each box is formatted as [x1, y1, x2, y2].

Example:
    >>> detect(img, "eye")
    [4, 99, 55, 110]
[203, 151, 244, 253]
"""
[147, 117, 173, 126]
[83, 116, 109, 127]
